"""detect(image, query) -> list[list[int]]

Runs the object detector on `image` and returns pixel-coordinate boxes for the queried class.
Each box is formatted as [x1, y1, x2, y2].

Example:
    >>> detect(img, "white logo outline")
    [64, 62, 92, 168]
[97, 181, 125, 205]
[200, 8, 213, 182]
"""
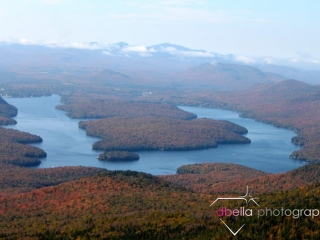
[210, 185, 259, 207]
[210, 185, 259, 236]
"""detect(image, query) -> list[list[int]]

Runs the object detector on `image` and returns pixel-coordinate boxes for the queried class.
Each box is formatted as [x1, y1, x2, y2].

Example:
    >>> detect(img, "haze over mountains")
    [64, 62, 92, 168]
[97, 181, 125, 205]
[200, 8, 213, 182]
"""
[1, 42, 320, 238]
[0, 41, 319, 90]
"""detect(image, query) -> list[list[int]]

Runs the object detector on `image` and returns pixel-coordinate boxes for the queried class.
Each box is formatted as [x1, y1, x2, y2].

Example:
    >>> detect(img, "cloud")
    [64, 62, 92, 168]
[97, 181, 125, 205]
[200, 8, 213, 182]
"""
[163, 47, 213, 57]
[180, 51, 214, 57]
[2, 38, 110, 50]
[289, 53, 320, 65]
[234, 56, 256, 64]
[102, 51, 114, 56]
[45, 41, 107, 50]
[19, 38, 36, 44]
[291, 58, 320, 64]
[122, 45, 153, 57]
[6, 37, 38, 45]
[263, 58, 274, 64]
[149, 46, 213, 57]
[121, 44, 214, 57]
[123, 45, 149, 53]
[0, 40, 214, 58]
[306, 59, 320, 64]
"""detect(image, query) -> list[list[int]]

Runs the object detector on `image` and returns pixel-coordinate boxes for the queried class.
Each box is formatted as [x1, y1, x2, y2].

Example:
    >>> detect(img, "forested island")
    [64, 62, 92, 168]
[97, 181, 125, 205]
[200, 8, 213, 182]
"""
[0, 80, 319, 239]
[1, 42, 320, 238]
[79, 117, 250, 152]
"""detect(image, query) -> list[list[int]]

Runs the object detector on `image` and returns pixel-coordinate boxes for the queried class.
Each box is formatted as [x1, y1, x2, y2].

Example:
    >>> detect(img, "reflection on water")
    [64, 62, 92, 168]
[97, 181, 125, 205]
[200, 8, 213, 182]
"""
[4, 96, 305, 175]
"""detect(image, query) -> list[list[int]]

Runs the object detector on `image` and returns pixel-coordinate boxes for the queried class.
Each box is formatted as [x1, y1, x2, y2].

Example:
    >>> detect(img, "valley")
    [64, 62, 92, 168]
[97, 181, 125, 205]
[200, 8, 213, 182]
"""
[0, 42, 319, 239]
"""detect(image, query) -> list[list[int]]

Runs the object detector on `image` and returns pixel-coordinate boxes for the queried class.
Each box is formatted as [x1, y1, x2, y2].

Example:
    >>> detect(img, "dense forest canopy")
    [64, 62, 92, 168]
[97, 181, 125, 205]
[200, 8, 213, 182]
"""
[209, 80, 320, 162]
[0, 104, 46, 167]
[79, 117, 250, 152]
[0, 97, 17, 121]
[0, 164, 319, 238]
[1, 76, 320, 238]
[0, 42, 320, 238]
[57, 99, 197, 120]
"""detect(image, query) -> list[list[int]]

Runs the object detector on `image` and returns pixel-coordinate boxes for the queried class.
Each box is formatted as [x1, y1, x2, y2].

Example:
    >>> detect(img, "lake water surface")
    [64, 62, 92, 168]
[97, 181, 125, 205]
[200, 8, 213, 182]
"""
[4, 95, 305, 175]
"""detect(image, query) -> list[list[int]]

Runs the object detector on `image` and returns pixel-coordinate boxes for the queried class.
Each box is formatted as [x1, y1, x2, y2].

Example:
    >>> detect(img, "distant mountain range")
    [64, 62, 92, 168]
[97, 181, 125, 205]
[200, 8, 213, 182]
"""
[171, 63, 285, 90]
[256, 64, 320, 85]
[0, 41, 319, 90]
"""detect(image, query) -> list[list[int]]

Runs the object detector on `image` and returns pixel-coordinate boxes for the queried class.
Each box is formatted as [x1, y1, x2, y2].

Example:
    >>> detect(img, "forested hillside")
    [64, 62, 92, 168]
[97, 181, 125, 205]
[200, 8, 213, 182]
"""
[162, 163, 320, 194]
[0, 84, 320, 238]
[171, 62, 284, 90]
[0, 165, 319, 238]
[0, 97, 17, 125]
[0, 164, 106, 196]
[210, 80, 320, 162]
[0, 97, 17, 118]
[0, 99, 108, 197]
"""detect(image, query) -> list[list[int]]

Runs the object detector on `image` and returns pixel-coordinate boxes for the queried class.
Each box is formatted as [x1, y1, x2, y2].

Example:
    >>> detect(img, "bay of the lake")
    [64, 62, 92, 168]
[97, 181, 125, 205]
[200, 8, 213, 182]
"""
[4, 95, 305, 175]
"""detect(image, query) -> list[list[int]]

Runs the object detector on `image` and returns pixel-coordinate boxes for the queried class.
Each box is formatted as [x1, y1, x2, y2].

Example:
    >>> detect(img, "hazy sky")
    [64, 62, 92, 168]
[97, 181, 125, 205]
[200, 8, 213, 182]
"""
[1, 0, 320, 60]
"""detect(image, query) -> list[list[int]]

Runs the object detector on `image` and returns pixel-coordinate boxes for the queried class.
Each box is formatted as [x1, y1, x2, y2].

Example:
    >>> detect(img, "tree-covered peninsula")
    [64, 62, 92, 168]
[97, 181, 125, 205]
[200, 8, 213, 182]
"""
[0, 97, 45, 167]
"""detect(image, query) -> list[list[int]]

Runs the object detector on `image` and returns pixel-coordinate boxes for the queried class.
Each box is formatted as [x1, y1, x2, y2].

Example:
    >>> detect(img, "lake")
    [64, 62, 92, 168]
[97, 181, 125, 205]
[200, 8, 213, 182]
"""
[4, 95, 305, 175]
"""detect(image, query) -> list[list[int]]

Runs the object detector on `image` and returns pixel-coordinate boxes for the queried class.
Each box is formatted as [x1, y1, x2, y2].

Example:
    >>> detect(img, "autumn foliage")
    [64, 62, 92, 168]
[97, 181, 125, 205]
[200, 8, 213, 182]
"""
[0, 95, 319, 238]
[0, 165, 319, 238]
[79, 117, 250, 151]
[0, 127, 45, 166]
[210, 80, 320, 162]
[57, 98, 197, 120]
[0, 163, 106, 195]
[0, 127, 42, 143]
[0, 97, 17, 118]
[0, 99, 46, 167]
[0, 116, 16, 125]
[162, 162, 320, 195]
